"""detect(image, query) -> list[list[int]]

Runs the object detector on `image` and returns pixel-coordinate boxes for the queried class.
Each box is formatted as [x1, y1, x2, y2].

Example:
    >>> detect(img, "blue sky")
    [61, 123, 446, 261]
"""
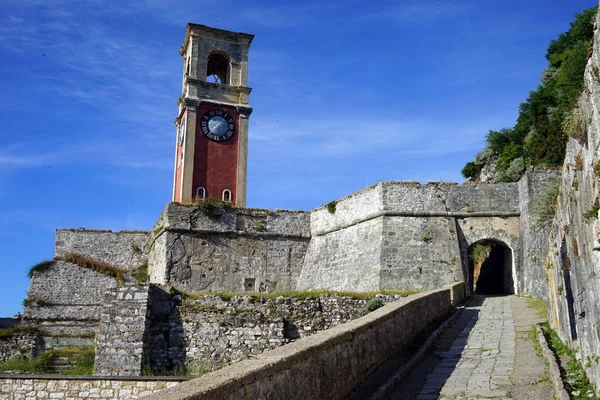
[0, 0, 596, 316]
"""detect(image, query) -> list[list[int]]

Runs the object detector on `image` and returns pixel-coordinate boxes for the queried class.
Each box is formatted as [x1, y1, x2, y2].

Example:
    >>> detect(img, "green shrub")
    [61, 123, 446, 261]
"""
[326, 201, 337, 214]
[461, 162, 479, 180]
[27, 260, 54, 278]
[366, 298, 383, 312]
[461, 7, 597, 182]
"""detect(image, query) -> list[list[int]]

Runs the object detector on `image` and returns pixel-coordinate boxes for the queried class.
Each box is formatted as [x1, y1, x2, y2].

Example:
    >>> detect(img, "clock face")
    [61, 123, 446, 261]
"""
[200, 110, 235, 142]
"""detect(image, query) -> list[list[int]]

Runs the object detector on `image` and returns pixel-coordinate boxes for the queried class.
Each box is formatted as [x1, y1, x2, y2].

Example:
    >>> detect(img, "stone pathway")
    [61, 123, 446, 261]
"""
[363, 295, 552, 400]
[418, 297, 515, 400]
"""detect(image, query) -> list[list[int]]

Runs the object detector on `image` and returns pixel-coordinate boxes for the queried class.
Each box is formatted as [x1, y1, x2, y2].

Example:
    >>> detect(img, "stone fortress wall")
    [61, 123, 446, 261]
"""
[11, 169, 560, 381]
[18, 172, 558, 306]
[544, 11, 600, 387]
[22, 172, 558, 339]
[147, 204, 310, 293]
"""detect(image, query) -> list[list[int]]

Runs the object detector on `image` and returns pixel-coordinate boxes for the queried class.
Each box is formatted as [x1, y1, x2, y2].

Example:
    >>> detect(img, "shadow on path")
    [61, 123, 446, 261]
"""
[346, 296, 486, 400]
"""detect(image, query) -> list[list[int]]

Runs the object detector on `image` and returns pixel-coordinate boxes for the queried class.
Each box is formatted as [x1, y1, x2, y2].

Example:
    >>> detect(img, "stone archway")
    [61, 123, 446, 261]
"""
[468, 239, 515, 295]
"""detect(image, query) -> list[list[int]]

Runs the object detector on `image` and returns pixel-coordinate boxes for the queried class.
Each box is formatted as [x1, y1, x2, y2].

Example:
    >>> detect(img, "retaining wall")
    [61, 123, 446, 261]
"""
[0, 376, 186, 399]
[143, 283, 465, 400]
[147, 291, 402, 373]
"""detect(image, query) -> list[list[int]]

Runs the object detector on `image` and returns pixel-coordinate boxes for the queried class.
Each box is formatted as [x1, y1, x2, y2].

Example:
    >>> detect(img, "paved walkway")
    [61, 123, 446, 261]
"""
[371, 295, 553, 400]
[418, 297, 515, 400]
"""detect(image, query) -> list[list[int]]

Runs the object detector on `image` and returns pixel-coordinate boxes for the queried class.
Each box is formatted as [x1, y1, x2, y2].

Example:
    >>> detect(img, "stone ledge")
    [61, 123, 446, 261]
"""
[0, 374, 190, 381]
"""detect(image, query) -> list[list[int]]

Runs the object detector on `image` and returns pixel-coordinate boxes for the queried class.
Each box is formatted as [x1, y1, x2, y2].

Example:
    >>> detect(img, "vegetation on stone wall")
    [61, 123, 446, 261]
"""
[0, 346, 94, 375]
[462, 7, 597, 182]
[0, 325, 42, 339]
[326, 201, 337, 214]
[27, 260, 54, 278]
[195, 197, 233, 216]
[62, 253, 126, 285]
[170, 287, 417, 302]
[541, 322, 596, 399]
[530, 177, 561, 226]
[135, 260, 150, 284]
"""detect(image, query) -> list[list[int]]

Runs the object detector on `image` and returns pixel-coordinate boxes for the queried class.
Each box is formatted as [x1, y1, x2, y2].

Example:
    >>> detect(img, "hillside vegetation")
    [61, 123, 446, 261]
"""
[462, 7, 597, 183]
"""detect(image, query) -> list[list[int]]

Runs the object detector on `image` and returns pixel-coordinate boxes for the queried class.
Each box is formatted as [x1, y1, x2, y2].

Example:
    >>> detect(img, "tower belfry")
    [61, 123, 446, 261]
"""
[172, 23, 254, 206]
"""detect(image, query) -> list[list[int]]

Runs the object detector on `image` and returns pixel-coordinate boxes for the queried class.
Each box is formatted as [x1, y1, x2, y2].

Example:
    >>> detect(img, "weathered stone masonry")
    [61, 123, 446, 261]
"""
[545, 10, 600, 388]
[148, 205, 310, 293]
[0, 376, 185, 400]
[10, 170, 560, 381]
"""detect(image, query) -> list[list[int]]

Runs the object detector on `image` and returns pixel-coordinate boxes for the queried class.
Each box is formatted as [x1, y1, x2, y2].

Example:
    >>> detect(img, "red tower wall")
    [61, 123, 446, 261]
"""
[192, 103, 239, 203]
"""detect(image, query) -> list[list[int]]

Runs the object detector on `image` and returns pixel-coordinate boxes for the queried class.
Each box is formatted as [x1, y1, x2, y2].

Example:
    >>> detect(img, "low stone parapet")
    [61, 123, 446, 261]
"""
[0, 376, 187, 399]
[143, 283, 465, 400]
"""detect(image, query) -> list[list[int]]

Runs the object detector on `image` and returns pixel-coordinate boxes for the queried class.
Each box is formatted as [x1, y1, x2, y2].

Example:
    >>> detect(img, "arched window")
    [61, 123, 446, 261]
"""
[206, 53, 229, 84]
[222, 189, 232, 202]
[196, 187, 206, 201]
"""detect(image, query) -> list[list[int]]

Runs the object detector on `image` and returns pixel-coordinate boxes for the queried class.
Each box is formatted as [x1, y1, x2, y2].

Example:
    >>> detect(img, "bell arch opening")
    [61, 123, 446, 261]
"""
[468, 239, 514, 295]
[206, 52, 229, 84]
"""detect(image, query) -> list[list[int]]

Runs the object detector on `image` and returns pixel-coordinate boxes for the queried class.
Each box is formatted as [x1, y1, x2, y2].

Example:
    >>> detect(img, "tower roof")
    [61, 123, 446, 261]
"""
[180, 23, 255, 55]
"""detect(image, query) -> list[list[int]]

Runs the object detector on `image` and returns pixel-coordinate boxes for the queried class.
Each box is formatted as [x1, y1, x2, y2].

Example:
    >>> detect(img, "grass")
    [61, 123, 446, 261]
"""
[0, 352, 54, 374]
[0, 346, 94, 375]
[62, 253, 126, 285]
[194, 197, 233, 216]
[526, 298, 548, 319]
[172, 287, 417, 302]
[541, 322, 596, 399]
[0, 325, 43, 339]
[27, 260, 54, 278]
[529, 327, 543, 358]
[135, 260, 150, 284]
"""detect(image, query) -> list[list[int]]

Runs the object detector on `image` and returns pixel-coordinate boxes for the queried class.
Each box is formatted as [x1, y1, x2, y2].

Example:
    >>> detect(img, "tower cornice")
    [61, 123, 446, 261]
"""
[180, 23, 254, 56]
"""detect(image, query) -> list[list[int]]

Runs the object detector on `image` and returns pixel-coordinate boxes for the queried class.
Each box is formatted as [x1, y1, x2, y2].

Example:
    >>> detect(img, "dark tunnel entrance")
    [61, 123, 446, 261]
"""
[468, 239, 514, 295]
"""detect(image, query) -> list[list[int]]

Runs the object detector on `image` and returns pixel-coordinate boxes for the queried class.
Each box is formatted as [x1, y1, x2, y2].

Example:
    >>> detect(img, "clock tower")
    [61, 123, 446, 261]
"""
[173, 24, 254, 207]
